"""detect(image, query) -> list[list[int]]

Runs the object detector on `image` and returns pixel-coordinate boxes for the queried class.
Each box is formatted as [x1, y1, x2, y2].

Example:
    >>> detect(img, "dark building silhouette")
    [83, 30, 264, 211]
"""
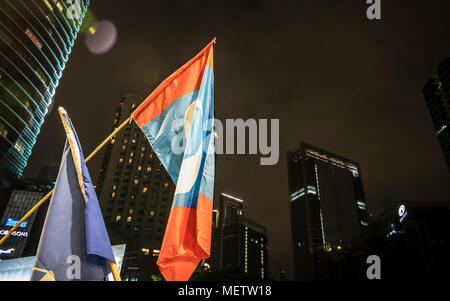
[221, 216, 269, 280]
[328, 201, 450, 280]
[287, 142, 369, 280]
[95, 96, 176, 280]
[212, 193, 269, 280]
[36, 163, 58, 185]
[423, 57, 450, 174]
[218, 193, 244, 231]
[215, 193, 243, 268]
[0, 0, 89, 181]
[206, 209, 220, 269]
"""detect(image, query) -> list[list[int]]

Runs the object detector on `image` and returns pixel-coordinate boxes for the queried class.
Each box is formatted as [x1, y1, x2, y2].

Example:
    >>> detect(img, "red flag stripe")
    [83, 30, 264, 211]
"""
[133, 39, 215, 127]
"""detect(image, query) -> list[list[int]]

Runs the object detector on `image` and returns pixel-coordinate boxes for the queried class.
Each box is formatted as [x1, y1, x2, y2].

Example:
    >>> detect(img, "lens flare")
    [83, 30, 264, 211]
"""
[85, 20, 117, 55]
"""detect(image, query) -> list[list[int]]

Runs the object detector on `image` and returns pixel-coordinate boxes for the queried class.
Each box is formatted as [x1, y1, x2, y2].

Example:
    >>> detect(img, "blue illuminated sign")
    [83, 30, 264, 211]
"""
[5, 219, 27, 228]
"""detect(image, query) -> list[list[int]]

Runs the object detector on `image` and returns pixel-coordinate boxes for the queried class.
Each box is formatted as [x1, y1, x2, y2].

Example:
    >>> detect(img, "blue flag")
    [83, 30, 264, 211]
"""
[30, 107, 115, 281]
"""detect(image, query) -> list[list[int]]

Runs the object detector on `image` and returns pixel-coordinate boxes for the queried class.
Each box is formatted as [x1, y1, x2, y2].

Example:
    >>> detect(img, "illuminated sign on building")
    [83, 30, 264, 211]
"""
[398, 205, 408, 223]
[0, 248, 15, 255]
[0, 230, 28, 237]
[5, 219, 27, 228]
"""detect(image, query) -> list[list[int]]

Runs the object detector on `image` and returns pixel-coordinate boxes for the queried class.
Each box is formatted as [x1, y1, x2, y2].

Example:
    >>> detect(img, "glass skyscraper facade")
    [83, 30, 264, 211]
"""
[0, 0, 90, 179]
[287, 142, 369, 280]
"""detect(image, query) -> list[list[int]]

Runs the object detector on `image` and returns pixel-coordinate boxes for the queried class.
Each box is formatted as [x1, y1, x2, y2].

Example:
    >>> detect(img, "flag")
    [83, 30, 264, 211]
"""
[30, 107, 115, 281]
[132, 39, 215, 281]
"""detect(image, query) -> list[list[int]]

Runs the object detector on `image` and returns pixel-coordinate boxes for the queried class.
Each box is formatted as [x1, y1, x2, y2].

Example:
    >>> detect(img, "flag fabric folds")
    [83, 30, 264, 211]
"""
[30, 107, 115, 281]
[133, 39, 215, 281]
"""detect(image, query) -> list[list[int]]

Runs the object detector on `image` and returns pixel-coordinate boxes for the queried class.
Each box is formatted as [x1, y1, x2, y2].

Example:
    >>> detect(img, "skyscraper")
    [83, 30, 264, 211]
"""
[0, 0, 90, 180]
[215, 193, 269, 279]
[423, 57, 450, 173]
[36, 163, 58, 184]
[218, 193, 244, 229]
[287, 142, 369, 280]
[96, 96, 176, 280]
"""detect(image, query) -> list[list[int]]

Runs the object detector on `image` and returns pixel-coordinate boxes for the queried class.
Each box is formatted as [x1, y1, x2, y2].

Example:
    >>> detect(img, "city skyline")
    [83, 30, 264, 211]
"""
[16, 1, 450, 279]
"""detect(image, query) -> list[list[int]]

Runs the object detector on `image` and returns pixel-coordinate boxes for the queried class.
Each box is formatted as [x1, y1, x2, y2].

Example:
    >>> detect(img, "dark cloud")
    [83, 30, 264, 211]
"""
[23, 0, 450, 279]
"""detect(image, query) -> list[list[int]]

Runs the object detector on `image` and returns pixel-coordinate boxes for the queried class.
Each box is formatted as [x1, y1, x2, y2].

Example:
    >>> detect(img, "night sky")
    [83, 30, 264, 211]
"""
[23, 0, 450, 279]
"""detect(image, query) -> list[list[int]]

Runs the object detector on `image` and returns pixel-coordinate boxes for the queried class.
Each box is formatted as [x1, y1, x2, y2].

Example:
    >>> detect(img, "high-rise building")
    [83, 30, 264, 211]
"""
[215, 193, 243, 267]
[96, 96, 176, 280]
[36, 163, 58, 185]
[287, 142, 369, 280]
[206, 209, 220, 269]
[215, 193, 269, 279]
[0, 179, 51, 260]
[221, 216, 269, 280]
[218, 193, 244, 229]
[0, 0, 90, 180]
[423, 57, 450, 173]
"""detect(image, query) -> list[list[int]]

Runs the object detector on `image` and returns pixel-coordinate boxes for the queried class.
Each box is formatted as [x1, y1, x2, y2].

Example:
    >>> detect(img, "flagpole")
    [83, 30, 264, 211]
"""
[0, 115, 133, 281]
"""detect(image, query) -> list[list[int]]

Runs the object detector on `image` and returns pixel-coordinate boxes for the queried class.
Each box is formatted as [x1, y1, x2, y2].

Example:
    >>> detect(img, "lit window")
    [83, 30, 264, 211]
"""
[118, 158, 124, 164]
[141, 146, 146, 152]
[150, 210, 155, 217]
[53, 0, 63, 12]
[130, 152, 134, 157]
[115, 215, 121, 222]
[134, 179, 139, 185]
[43, 0, 53, 11]
[14, 140, 25, 155]
[147, 167, 152, 172]
[164, 182, 169, 188]
[129, 209, 134, 215]
[143, 187, 148, 193]
[357, 201, 367, 210]
[0, 123, 8, 138]
[25, 28, 42, 49]
[128, 158, 133, 164]
[112, 185, 117, 190]
[141, 248, 149, 255]
[122, 145, 126, 150]
[137, 166, 142, 171]
[127, 216, 132, 223]
[111, 192, 116, 198]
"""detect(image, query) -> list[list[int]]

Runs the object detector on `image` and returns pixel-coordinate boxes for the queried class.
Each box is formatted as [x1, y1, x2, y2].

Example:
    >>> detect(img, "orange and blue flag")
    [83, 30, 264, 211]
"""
[132, 39, 215, 281]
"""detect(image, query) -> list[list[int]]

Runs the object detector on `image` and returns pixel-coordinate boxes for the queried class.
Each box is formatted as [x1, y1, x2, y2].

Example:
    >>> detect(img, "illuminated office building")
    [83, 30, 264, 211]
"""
[96, 96, 176, 280]
[216, 193, 269, 279]
[423, 57, 450, 173]
[0, 0, 90, 180]
[287, 142, 369, 280]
